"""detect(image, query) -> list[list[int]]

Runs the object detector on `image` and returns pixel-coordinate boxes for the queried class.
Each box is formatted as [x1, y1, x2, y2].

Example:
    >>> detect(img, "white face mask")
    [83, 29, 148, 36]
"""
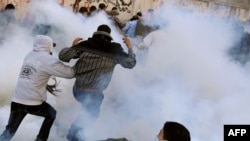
[49, 42, 53, 55]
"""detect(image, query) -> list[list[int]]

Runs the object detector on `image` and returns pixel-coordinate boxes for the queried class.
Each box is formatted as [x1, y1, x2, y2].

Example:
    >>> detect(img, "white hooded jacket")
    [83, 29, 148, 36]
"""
[12, 35, 75, 105]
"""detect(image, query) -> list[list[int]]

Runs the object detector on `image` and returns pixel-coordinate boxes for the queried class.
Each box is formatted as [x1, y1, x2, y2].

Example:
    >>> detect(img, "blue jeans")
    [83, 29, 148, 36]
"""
[67, 87, 104, 141]
[0, 102, 56, 141]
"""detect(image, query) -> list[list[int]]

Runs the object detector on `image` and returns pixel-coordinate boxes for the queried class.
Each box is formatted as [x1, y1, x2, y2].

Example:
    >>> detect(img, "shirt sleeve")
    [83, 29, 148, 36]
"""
[58, 47, 81, 62]
[47, 58, 75, 79]
[122, 22, 129, 33]
[117, 48, 136, 69]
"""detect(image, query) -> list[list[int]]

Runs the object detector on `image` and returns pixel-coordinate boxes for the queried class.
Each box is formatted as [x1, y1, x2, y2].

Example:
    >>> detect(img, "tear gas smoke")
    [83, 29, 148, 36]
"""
[0, 1, 250, 141]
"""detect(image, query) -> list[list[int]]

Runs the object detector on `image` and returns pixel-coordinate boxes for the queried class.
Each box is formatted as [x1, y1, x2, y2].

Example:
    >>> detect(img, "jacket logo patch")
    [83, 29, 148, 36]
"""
[20, 65, 37, 78]
[21, 67, 33, 76]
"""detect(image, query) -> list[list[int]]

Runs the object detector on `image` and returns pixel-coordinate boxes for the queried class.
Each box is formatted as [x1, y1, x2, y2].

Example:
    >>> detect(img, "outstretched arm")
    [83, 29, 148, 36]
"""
[58, 37, 83, 62]
[117, 37, 136, 69]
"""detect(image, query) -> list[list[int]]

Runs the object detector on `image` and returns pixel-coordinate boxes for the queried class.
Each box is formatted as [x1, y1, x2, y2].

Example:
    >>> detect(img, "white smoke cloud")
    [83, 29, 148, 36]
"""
[1, 1, 250, 141]
[95, 4, 250, 141]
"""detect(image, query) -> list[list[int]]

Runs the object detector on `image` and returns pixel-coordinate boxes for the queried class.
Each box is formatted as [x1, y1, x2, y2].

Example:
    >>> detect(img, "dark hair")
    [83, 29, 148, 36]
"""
[112, 7, 117, 11]
[99, 3, 106, 10]
[130, 15, 139, 21]
[5, 4, 15, 10]
[136, 12, 142, 17]
[163, 121, 191, 141]
[79, 7, 88, 13]
[97, 24, 111, 34]
[89, 5, 97, 11]
[88, 6, 97, 16]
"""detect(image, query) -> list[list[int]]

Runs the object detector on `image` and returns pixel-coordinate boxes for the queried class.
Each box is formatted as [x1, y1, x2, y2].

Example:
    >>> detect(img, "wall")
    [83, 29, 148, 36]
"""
[0, 0, 135, 21]
[1, 0, 250, 21]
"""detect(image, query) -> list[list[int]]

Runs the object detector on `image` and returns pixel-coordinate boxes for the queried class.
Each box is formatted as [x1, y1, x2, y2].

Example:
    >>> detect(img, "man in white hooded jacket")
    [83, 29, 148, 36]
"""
[0, 35, 75, 141]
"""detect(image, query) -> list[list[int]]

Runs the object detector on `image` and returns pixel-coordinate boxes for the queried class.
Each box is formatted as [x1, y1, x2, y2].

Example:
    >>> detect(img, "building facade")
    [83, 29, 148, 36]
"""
[0, 0, 250, 21]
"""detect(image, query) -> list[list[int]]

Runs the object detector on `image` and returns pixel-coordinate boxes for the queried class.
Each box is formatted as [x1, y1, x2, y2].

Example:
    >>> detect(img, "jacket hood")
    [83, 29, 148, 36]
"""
[33, 35, 53, 53]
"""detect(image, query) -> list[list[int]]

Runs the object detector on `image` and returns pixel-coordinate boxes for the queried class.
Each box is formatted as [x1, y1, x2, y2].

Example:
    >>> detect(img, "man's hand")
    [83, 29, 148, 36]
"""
[123, 37, 132, 49]
[72, 37, 83, 46]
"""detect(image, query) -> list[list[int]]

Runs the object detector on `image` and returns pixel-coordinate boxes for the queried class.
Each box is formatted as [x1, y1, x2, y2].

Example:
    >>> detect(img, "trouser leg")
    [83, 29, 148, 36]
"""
[67, 89, 104, 141]
[27, 102, 56, 141]
[0, 102, 27, 141]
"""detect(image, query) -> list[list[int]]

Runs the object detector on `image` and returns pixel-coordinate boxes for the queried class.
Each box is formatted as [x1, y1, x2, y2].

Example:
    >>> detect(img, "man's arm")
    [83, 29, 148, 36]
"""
[58, 37, 83, 62]
[117, 37, 136, 69]
[59, 48, 80, 62]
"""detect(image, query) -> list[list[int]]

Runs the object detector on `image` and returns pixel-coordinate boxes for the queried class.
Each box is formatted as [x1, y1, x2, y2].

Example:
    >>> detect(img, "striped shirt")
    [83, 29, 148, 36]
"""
[59, 40, 136, 90]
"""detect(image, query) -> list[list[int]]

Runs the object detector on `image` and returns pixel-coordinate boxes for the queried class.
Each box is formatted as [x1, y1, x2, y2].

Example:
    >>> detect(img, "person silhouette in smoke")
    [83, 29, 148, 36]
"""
[98, 3, 107, 12]
[228, 23, 250, 66]
[107, 7, 125, 30]
[135, 9, 158, 41]
[88, 5, 97, 17]
[0, 3, 17, 43]
[122, 15, 139, 38]
[76, 6, 88, 22]
[59, 24, 136, 141]
[157, 121, 191, 141]
[0, 35, 75, 141]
